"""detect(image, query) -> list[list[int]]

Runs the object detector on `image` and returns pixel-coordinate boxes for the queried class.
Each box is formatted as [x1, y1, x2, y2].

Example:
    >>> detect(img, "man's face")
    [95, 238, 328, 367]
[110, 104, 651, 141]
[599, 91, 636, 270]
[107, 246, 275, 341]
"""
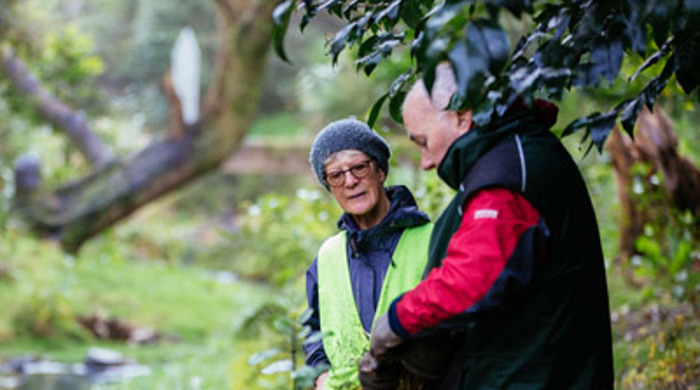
[402, 89, 472, 170]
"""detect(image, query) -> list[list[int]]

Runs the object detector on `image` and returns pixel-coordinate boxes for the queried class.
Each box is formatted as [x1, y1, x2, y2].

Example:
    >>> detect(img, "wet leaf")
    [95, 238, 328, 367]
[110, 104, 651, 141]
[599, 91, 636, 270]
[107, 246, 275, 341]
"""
[367, 93, 388, 129]
[591, 38, 623, 85]
[330, 23, 356, 65]
[389, 91, 407, 124]
[272, 0, 296, 63]
[401, 0, 425, 28]
[620, 97, 644, 137]
[589, 110, 618, 152]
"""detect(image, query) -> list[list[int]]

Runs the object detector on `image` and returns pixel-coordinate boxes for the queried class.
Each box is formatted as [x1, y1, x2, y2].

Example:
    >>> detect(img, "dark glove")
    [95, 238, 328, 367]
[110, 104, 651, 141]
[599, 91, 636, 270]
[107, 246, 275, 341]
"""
[370, 314, 405, 363]
[358, 353, 402, 390]
[400, 333, 455, 381]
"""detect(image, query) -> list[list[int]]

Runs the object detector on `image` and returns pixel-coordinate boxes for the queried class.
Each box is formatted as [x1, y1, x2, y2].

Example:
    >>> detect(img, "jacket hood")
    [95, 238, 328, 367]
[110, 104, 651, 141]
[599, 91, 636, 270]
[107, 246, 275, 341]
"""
[437, 99, 558, 189]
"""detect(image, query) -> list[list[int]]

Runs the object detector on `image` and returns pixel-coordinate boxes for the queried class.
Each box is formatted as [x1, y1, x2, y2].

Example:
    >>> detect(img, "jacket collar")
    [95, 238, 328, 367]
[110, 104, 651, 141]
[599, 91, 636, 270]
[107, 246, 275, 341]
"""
[337, 185, 430, 250]
[437, 100, 558, 189]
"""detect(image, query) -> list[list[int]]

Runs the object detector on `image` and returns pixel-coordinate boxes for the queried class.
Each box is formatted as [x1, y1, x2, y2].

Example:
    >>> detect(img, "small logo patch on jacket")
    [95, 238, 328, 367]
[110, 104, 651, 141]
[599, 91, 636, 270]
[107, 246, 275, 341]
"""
[474, 209, 499, 220]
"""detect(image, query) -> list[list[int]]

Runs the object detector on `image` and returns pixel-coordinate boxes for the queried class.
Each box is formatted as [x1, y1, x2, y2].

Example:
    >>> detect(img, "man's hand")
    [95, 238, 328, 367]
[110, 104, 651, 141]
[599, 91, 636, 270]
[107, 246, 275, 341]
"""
[315, 371, 328, 389]
[358, 353, 402, 390]
[370, 314, 405, 362]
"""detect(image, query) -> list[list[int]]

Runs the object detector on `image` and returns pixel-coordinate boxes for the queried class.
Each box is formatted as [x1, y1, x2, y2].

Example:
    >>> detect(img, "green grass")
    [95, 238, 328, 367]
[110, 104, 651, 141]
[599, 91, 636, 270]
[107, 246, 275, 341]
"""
[0, 232, 277, 389]
[248, 112, 308, 139]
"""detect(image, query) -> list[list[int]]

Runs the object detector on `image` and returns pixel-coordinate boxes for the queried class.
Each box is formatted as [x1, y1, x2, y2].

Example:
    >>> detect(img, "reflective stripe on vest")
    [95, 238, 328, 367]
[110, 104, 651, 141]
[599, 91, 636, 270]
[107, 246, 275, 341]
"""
[318, 223, 433, 390]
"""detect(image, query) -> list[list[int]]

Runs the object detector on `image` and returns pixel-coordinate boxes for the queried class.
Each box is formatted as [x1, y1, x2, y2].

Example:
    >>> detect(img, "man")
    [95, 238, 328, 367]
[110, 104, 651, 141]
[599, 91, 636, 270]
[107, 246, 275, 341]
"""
[361, 64, 614, 389]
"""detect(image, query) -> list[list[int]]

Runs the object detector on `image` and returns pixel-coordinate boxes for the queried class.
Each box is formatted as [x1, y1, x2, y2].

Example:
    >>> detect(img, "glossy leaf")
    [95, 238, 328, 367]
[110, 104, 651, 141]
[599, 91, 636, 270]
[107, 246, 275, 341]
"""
[628, 39, 672, 82]
[377, 0, 401, 29]
[272, 0, 296, 63]
[561, 115, 593, 138]
[620, 97, 644, 137]
[367, 93, 389, 128]
[401, 0, 425, 28]
[589, 110, 618, 152]
[674, 32, 700, 94]
[389, 91, 407, 124]
[330, 23, 356, 65]
[591, 38, 624, 85]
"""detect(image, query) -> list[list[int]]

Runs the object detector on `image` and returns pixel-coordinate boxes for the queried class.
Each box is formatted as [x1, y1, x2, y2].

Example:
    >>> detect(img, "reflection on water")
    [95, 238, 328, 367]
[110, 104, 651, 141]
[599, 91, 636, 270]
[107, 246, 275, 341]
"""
[1, 348, 150, 390]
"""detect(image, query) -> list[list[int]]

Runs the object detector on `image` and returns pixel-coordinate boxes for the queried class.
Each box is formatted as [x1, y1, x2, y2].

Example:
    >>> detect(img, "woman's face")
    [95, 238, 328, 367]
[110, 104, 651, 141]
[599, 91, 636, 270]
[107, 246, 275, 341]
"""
[325, 150, 386, 218]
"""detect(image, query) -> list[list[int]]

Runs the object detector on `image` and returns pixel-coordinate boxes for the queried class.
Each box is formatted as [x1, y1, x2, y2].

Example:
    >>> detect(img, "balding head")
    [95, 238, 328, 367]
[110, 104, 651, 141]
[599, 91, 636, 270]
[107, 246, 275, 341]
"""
[401, 63, 472, 170]
[404, 63, 458, 113]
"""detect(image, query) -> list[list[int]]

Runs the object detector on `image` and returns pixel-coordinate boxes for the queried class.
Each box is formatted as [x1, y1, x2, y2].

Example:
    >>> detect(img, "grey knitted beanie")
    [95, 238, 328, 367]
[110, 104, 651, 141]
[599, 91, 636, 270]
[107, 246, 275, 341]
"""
[309, 119, 391, 189]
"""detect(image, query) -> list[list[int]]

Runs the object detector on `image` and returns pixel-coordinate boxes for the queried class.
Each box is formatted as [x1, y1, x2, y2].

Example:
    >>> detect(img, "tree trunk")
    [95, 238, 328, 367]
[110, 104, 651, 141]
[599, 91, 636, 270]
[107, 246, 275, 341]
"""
[14, 0, 278, 253]
[606, 107, 700, 275]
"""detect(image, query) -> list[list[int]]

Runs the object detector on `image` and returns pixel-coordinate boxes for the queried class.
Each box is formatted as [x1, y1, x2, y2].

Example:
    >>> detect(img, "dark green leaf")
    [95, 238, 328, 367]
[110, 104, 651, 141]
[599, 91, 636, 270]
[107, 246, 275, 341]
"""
[620, 97, 643, 137]
[476, 21, 510, 75]
[647, 0, 672, 48]
[390, 70, 413, 96]
[401, 0, 425, 28]
[272, 0, 296, 63]
[674, 32, 700, 94]
[377, 0, 401, 29]
[425, 0, 469, 32]
[561, 115, 594, 138]
[420, 37, 449, 93]
[330, 23, 356, 65]
[589, 110, 618, 152]
[624, 8, 647, 56]
[358, 52, 382, 75]
[342, 0, 360, 18]
[358, 36, 379, 57]
[471, 98, 495, 126]
[389, 91, 407, 124]
[591, 38, 623, 85]
[367, 93, 389, 128]
[642, 54, 674, 110]
[448, 36, 488, 109]
[628, 40, 671, 82]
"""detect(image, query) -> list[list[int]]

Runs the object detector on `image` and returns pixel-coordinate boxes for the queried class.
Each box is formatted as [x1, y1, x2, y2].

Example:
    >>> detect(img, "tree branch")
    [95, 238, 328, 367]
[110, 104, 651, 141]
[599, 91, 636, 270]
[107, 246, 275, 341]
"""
[0, 45, 113, 166]
[16, 0, 279, 253]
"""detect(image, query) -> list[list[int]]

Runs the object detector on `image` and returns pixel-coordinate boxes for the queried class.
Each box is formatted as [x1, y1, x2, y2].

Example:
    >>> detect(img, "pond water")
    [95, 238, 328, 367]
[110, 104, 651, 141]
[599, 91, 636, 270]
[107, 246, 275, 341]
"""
[0, 348, 149, 390]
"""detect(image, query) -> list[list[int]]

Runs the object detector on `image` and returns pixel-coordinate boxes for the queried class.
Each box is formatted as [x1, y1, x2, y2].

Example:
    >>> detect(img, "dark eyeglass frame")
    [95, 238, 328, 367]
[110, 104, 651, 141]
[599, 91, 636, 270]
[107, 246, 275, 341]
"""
[324, 160, 374, 187]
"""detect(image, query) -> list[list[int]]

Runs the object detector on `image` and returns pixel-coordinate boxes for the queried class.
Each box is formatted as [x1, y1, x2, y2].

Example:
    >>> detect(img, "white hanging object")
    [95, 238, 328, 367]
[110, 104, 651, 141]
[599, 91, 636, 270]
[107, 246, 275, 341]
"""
[170, 26, 201, 125]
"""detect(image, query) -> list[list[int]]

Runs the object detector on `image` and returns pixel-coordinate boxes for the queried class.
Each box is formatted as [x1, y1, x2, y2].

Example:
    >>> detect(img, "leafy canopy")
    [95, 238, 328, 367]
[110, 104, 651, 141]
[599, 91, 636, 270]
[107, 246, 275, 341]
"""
[274, 0, 700, 152]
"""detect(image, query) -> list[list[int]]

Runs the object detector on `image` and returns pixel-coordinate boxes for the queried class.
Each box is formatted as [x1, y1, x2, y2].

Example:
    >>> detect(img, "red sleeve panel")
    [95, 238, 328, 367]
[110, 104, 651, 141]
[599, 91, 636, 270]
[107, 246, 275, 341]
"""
[395, 187, 547, 336]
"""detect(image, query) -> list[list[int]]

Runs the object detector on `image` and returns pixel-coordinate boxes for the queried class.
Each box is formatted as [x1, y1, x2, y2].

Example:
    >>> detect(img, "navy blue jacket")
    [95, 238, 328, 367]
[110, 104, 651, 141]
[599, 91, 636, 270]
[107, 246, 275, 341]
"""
[303, 185, 431, 367]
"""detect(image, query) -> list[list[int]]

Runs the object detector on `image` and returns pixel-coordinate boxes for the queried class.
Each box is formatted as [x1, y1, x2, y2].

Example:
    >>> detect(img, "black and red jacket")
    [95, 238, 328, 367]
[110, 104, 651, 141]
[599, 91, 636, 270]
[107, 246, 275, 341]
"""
[388, 101, 614, 389]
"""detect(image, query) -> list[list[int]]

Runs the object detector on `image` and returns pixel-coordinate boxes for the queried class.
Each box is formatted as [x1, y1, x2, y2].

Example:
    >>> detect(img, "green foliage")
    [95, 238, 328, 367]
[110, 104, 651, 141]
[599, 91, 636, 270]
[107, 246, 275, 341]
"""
[1, 25, 105, 122]
[627, 162, 700, 310]
[238, 300, 328, 390]
[275, 0, 700, 153]
[220, 189, 339, 285]
[614, 302, 700, 389]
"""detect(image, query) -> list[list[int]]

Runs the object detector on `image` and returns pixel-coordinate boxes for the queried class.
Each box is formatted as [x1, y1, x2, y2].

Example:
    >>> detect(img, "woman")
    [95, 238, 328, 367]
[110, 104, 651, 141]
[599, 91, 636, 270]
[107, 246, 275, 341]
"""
[303, 119, 433, 389]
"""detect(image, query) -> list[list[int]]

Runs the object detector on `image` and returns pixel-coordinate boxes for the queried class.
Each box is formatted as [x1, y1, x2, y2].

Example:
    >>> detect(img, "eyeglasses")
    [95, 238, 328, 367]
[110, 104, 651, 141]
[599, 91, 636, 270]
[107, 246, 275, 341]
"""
[325, 160, 374, 187]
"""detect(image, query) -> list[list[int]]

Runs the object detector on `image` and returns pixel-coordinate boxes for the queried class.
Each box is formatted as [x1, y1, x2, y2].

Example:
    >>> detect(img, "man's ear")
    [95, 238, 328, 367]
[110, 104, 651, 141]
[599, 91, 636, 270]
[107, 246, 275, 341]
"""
[457, 110, 473, 135]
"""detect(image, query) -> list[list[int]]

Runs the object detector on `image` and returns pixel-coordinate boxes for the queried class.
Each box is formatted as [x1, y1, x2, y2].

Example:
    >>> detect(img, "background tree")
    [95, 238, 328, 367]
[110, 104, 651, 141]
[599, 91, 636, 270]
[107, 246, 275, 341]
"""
[2, 0, 279, 253]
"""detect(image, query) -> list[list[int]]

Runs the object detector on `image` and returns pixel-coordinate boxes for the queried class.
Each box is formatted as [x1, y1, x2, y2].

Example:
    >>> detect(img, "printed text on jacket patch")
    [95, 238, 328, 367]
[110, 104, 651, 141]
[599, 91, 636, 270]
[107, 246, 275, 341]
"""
[474, 209, 499, 220]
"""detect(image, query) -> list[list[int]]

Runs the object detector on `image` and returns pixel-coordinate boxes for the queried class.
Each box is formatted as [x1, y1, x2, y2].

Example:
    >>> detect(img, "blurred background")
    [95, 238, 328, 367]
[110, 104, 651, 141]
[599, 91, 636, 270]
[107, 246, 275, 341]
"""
[0, 0, 698, 389]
